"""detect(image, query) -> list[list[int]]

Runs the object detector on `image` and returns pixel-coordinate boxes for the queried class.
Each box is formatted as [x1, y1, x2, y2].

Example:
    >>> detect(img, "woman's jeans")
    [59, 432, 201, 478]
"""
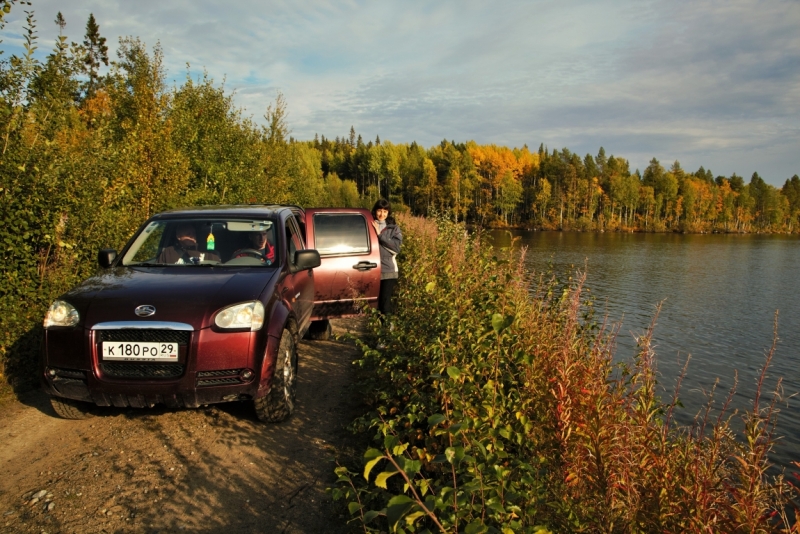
[378, 278, 398, 315]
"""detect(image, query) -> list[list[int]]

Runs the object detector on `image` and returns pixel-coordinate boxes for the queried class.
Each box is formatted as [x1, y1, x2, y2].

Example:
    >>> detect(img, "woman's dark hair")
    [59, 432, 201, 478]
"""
[371, 199, 392, 219]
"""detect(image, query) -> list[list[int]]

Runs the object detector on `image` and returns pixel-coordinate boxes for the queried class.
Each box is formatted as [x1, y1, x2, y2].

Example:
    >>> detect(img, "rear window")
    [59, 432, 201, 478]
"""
[313, 213, 370, 256]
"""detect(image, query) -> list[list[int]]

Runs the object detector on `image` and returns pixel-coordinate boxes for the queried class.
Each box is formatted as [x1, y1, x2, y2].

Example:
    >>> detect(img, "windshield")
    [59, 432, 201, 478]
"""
[121, 218, 279, 267]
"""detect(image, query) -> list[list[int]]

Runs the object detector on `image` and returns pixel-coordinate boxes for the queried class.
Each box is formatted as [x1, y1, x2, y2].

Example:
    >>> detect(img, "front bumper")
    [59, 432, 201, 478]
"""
[42, 321, 276, 409]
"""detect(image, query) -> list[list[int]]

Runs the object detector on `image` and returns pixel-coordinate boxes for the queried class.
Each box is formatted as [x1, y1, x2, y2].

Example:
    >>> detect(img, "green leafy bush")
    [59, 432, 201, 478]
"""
[333, 214, 796, 533]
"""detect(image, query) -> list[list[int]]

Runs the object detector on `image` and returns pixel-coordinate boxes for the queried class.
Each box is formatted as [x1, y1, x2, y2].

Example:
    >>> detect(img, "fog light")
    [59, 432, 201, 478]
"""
[241, 369, 253, 380]
[47, 368, 57, 377]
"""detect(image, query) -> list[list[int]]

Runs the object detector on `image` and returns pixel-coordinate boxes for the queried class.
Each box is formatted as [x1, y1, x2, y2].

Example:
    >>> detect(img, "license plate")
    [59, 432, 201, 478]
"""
[102, 342, 179, 361]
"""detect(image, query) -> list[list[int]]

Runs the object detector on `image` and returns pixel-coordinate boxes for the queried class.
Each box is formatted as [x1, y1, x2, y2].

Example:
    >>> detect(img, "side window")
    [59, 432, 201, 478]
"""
[128, 222, 166, 263]
[313, 214, 370, 257]
[286, 218, 304, 265]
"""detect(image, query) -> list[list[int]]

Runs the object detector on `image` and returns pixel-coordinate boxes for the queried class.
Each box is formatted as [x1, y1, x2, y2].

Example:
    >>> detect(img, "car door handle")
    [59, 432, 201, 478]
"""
[352, 261, 378, 271]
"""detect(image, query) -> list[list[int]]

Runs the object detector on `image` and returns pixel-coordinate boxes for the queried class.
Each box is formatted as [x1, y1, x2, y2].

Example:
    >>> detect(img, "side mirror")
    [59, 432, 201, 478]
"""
[98, 249, 117, 268]
[294, 249, 321, 271]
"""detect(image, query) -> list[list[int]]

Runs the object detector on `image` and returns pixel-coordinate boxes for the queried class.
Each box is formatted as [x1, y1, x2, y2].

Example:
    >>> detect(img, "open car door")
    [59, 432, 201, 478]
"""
[304, 208, 382, 320]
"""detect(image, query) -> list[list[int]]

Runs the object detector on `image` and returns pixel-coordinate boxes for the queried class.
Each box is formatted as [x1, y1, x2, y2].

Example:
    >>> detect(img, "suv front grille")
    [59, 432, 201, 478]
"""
[101, 362, 184, 378]
[96, 329, 190, 379]
[97, 330, 190, 344]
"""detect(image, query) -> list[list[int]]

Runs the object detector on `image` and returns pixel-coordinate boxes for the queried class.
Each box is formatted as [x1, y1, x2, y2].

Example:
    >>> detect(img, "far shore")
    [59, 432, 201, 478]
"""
[477, 223, 798, 235]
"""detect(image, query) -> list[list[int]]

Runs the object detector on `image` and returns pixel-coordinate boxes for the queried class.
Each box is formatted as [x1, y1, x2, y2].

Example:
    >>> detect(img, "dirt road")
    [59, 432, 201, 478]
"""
[0, 320, 366, 534]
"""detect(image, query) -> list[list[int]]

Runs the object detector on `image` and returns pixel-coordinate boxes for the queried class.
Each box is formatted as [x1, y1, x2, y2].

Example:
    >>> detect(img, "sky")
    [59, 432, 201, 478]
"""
[2, 0, 799, 186]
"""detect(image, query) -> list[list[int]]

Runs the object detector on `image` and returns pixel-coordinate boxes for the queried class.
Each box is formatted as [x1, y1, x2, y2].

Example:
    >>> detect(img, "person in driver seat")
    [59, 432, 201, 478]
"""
[232, 230, 276, 265]
[158, 223, 221, 264]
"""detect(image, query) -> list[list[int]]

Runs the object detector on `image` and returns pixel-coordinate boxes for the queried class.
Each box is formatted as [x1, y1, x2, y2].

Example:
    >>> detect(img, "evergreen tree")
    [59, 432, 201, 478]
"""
[54, 12, 67, 56]
[583, 154, 598, 179]
[596, 147, 607, 176]
[782, 175, 800, 209]
[749, 172, 769, 226]
[81, 13, 108, 96]
[670, 160, 684, 179]
[729, 173, 745, 192]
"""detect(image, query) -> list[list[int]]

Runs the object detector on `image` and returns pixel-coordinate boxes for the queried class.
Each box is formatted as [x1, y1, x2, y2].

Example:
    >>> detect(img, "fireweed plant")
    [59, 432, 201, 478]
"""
[331, 214, 797, 533]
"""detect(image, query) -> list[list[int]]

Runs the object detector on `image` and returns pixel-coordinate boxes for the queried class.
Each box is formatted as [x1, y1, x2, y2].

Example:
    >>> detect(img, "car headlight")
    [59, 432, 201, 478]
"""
[43, 300, 80, 328]
[214, 301, 265, 331]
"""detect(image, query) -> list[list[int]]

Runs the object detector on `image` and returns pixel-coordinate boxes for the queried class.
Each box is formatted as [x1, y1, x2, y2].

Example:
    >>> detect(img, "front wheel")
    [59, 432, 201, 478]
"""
[254, 325, 298, 423]
[50, 396, 95, 420]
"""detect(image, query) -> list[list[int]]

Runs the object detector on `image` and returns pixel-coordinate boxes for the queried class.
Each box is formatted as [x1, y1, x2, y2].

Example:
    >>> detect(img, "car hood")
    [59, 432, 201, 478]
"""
[63, 267, 278, 330]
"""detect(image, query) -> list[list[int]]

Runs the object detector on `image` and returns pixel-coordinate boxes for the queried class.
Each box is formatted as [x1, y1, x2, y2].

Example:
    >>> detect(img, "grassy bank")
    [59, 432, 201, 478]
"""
[332, 214, 798, 533]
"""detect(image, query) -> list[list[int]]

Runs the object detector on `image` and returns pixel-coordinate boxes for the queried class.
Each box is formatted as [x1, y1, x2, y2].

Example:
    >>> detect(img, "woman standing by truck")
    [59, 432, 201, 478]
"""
[371, 199, 402, 315]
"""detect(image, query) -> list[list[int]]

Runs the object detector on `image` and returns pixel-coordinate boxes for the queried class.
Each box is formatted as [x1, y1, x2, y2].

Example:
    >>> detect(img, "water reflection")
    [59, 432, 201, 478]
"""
[491, 230, 800, 470]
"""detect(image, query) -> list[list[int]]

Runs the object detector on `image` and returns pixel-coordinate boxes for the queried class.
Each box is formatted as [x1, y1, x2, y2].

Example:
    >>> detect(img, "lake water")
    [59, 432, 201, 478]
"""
[490, 229, 799, 471]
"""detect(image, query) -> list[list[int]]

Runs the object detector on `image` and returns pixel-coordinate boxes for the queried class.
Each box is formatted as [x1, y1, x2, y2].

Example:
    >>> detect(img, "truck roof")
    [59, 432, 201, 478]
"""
[150, 204, 303, 219]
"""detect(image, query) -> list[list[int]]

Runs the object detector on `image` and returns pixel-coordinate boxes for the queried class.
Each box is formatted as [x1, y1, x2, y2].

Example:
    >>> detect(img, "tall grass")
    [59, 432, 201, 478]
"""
[332, 214, 797, 533]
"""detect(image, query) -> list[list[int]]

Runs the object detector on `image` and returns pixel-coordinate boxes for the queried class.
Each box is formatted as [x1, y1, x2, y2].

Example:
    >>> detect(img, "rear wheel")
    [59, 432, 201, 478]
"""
[254, 325, 298, 423]
[50, 396, 95, 420]
[305, 319, 331, 341]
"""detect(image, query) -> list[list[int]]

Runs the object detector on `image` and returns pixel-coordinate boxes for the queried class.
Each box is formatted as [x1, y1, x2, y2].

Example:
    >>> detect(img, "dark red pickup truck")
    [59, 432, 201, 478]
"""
[41, 205, 382, 423]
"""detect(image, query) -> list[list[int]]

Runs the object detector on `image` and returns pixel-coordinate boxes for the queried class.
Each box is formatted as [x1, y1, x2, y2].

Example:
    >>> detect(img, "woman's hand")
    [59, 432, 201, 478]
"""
[372, 220, 381, 233]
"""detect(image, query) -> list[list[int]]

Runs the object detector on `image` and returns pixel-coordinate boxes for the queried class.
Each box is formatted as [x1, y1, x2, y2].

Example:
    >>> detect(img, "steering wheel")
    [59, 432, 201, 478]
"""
[234, 248, 265, 260]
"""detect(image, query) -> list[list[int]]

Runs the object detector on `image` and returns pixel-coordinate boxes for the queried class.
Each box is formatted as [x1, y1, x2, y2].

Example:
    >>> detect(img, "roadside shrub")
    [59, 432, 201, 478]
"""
[332, 214, 797, 533]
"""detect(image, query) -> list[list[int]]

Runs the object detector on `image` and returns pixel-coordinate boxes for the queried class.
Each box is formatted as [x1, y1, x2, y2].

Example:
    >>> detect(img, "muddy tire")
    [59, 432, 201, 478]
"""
[305, 319, 331, 341]
[254, 325, 298, 423]
[50, 396, 95, 420]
